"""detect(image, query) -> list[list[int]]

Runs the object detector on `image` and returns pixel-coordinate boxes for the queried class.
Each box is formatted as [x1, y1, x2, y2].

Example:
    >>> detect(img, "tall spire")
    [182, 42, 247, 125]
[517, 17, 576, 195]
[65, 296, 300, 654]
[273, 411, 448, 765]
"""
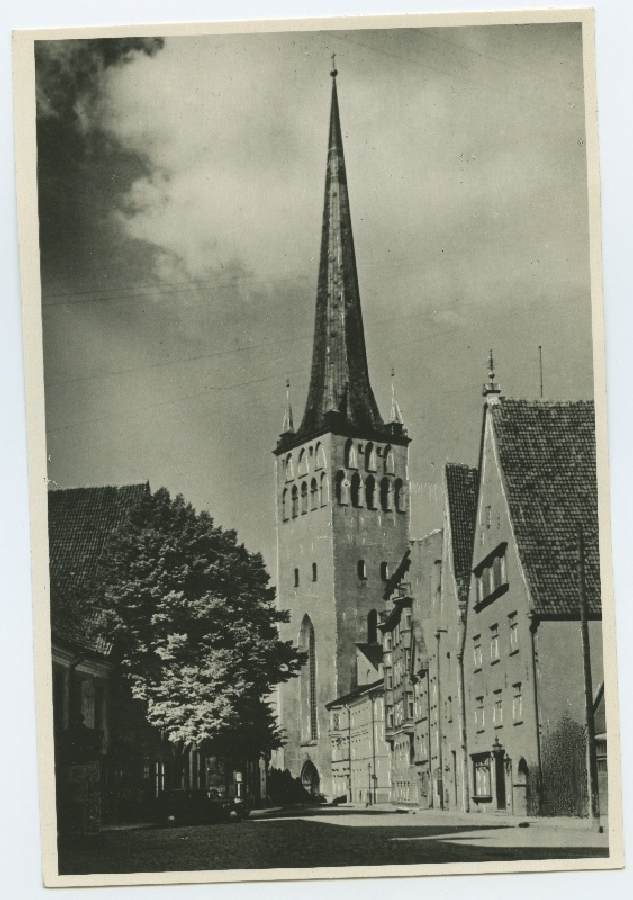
[296, 65, 384, 441]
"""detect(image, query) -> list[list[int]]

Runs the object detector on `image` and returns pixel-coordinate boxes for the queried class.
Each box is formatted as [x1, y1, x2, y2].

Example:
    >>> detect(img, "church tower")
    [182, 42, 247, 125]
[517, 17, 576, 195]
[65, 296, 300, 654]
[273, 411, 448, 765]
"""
[274, 65, 411, 799]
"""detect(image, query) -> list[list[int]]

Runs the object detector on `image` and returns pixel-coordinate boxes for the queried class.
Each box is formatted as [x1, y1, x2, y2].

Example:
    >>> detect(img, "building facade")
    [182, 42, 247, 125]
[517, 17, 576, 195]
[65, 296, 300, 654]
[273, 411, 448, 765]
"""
[464, 383, 604, 816]
[274, 68, 410, 799]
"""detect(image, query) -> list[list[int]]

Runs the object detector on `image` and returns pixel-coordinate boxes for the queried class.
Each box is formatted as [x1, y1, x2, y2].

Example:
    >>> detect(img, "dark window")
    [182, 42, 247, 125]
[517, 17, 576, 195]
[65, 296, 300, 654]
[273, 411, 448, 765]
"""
[282, 488, 288, 521]
[320, 472, 327, 506]
[367, 609, 378, 643]
[350, 471, 362, 507]
[380, 561, 389, 580]
[394, 478, 404, 512]
[312, 562, 318, 582]
[294, 568, 300, 588]
[301, 481, 308, 514]
[291, 485, 298, 518]
[380, 477, 392, 511]
[310, 478, 318, 510]
[357, 560, 367, 580]
[365, 475, 376, 509]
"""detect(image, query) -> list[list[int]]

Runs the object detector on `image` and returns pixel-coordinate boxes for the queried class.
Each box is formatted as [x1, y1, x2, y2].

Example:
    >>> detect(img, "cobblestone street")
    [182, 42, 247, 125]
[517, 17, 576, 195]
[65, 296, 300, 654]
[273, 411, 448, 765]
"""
[58, 806, 610, 875]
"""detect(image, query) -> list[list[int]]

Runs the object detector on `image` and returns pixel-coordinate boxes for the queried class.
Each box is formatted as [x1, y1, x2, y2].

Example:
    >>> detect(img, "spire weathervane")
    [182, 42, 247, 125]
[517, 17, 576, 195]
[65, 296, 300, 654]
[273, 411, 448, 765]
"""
[282, 379, 295, 435]
[483, 349, 501, 401]
[331, 53, 338, 77]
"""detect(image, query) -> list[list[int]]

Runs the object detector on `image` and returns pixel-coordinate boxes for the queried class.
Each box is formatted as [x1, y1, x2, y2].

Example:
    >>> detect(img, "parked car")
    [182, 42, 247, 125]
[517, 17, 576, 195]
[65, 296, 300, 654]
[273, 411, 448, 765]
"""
[157, 788, 250, 826]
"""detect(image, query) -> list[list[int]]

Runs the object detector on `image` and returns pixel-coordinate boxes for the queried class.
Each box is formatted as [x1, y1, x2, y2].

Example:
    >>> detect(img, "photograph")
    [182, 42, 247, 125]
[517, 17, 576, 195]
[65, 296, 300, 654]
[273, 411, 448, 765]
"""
[12, 8, 623, 887]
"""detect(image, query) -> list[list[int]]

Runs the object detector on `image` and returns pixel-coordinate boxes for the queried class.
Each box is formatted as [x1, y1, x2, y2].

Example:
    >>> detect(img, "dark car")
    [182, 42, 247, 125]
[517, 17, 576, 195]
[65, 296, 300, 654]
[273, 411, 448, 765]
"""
[158, 788, 250, 826]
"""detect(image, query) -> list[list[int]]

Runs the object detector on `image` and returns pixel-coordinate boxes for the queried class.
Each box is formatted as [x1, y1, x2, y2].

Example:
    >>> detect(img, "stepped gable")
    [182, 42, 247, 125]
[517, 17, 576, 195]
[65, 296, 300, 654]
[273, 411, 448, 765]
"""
[491, 399, 601, 617]
[48, 483, 149, 654]
[445, 463, 478, 607]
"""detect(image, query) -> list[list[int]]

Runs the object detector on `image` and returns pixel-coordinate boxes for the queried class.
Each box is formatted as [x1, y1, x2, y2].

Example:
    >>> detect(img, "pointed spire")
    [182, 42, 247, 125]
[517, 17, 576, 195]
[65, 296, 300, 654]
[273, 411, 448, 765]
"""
[390, 367, 404, 425]
[483, 349, 501, 401]
[297, 65, 384, 441]
[282, 379, 295, 435]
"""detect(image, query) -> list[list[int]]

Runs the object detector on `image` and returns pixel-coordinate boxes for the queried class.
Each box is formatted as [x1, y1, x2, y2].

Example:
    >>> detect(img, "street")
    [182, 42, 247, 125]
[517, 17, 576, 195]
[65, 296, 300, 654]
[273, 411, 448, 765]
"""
[58, 806, 610, 875]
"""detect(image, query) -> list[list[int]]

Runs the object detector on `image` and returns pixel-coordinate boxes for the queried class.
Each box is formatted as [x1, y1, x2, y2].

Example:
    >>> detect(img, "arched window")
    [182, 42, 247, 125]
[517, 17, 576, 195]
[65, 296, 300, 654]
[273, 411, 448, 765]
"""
[365, 442, 376, 472]
[345, 438, 358, 469]
[350, 471, 362, 508]
[312, 562, 318, 582]
[336, 470, 349, 506]
[282, 488, 288, 521]
[299, 616, 317, 743]
[380, 561, 389, 581]
[319, 471, 328, 506]
[314, 442, 322, 471]
[357, 559, 367, 580]
[394, 478, 405, 513]
[380, 477, 393, 511]
[285, 454, 294, 481]
[310, 478, 318, 510]
[298, 448, 308, 476]
[365, 475, 376, 510]
[301, 481, 308, 514]
[294, 567, 300, 588]
[385, 445, 395, 475]
[291, 485, 298, 518]
[367, 609, 378, 644]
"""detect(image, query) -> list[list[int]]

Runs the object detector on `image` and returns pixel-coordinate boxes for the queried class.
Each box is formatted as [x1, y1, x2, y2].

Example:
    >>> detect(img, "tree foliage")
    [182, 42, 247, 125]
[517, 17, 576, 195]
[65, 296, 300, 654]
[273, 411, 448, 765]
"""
[98, 488, 304, 754]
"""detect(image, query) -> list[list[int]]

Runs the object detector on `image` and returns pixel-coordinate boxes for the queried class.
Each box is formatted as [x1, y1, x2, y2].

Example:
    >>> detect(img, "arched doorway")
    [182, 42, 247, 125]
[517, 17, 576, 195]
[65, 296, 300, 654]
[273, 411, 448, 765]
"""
[301, 760, 321, 797]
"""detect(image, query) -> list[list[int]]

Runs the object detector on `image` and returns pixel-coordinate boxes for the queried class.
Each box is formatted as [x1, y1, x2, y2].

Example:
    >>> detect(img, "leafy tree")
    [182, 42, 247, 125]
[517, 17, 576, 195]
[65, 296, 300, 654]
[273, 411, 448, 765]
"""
[98, 487, 305, 755]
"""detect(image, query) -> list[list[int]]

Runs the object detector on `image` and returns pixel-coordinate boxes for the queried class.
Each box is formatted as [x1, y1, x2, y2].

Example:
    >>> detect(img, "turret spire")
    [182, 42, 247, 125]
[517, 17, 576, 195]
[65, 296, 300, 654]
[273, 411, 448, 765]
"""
[296, 66, 384, 441]
[281, 379, 295, 435]
[390, 367, 404, 426]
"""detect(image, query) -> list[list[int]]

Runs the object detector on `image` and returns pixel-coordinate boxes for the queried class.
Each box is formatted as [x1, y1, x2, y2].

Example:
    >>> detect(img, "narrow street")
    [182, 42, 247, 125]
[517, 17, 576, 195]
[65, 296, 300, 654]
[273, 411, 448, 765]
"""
[58, 806, 610, 875]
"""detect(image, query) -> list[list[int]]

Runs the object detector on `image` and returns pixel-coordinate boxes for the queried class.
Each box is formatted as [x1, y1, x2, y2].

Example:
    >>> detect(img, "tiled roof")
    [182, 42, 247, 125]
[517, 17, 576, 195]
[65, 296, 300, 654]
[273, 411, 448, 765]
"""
[445, 463, 478, 607]
[491, 399, 600, 617]
[356, 642, 383, 669]
[48, 483, 149, 654]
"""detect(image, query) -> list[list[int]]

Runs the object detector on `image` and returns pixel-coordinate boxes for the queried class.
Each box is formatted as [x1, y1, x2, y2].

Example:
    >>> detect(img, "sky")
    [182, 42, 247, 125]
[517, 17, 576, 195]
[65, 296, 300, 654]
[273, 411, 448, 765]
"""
[37, 23, 594, 577]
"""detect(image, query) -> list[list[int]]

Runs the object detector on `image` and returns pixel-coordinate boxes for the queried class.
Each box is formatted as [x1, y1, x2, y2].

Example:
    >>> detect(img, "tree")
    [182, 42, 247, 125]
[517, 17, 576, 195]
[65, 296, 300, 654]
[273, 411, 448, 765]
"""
[97, 488, 305, 755]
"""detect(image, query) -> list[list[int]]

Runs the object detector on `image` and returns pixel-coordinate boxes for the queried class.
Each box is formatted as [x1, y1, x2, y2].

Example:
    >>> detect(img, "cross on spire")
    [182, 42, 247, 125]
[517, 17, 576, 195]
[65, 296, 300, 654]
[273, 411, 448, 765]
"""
[330, 53, 337, 77]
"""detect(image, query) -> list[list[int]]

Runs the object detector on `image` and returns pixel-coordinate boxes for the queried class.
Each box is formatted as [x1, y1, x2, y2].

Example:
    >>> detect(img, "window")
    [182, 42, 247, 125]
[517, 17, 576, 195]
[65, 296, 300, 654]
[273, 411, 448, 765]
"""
[394, 478, 405, 513]
[512, 683, 523, 722]
[473, 635, 482, 670]
[385, 668, 393, 689]
[299, 616, 318, 742]
[357, 559, 367, 580]
[365, 475, 376, 509]
[298, 448, 308, 476]
[380, 477, 393, 511]
[384, 633, 392, 651]
[365, 442, 377, 472]
[367, 609, 378, 643]
[291, 485, 298, 518]
[403, 608, 411, 630]
[475, 545, 508, 604]
[493, 690, 503, 727]
[319, 471, 327, 506]
[474, 755, 492, 797]
[350, 472, 362, 508]
[282, 488, 288, 521]
[336, 470, 349, 505]
[509, 612, 519, 653]
[345, 438, 358, 469]
[331, 712, 340, 731]
[294, 568, 300, 588]
[301, 481, 308, 514]
[406, 693, 414, 720]
[314, 442, 323, 470]
[384, 446, 395, 475]
[380, 561, 389, 581]
[447, 695, 453, 723]
[312, 562, 318, 582]
[310, 478, 318, 510]
[475, 696, 484, 730]
[490, 624, 500, 662]
[485, 506, 492, 529]
[386, 706, 394, 729]
[285, 454, 294, 481]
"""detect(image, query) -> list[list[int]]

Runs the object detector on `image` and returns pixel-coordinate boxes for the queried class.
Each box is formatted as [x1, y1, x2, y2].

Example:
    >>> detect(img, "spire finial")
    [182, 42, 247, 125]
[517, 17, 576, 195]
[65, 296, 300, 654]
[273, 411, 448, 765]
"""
[390, 366, 404, 427]
[483, 349, 501, 401]
[330, 53, 338, 77]
[282, 379, 295, 435]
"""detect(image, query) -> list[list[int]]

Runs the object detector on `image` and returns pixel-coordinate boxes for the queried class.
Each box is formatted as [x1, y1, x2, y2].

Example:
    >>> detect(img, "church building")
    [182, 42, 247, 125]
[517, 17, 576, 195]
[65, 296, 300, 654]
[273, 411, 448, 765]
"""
[274, 66, 411, 799]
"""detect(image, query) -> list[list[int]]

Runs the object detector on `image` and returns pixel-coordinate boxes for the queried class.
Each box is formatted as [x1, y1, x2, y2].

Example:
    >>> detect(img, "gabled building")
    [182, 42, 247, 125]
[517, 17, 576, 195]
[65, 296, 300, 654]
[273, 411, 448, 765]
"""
[464, 368, 603, 817]
[274, 66, 411, 799]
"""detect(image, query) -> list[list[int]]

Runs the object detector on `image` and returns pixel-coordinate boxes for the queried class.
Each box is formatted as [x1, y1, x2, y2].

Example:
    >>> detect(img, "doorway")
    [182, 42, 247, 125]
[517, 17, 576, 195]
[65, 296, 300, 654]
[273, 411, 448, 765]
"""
[494, 752, 506, 810]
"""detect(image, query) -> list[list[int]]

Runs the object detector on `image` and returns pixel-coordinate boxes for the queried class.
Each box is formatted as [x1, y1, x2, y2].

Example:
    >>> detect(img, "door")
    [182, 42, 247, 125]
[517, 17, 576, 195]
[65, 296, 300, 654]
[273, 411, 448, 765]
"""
[494, 753, 506, 810]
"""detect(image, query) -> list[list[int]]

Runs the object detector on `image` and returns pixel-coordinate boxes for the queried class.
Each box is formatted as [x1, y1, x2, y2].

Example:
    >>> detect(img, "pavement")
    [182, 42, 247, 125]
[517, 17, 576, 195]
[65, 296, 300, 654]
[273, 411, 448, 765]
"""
[57, 803, 610, 875]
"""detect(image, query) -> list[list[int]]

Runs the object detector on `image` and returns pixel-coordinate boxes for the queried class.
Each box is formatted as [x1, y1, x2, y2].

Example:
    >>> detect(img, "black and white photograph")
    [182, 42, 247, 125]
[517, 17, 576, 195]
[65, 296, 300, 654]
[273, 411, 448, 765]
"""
[11, 6, 624, 888]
